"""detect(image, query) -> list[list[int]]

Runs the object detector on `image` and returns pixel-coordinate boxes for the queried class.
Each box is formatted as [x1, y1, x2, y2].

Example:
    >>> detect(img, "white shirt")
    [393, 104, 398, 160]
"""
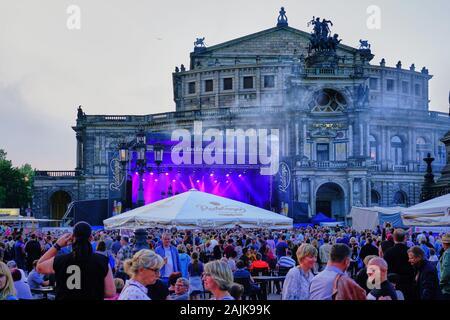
[163, 247, 174, 277]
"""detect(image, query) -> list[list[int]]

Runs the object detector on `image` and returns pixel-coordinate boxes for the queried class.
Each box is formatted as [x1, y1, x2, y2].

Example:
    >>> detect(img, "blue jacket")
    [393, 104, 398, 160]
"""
[155, 245, 181, 277]
[415, 260, 441, 300]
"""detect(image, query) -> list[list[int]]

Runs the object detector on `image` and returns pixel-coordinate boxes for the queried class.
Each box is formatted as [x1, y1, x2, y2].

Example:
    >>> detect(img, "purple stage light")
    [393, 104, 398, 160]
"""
[210, 173, 214, 177]
[154, 179, 158, 182]
[196, 180, 200, 183]
[150, 172, 154, 176]
[165, 172, 169, 176]
[172, 179, 176, 182]
[135, 172, 139, 175]
[142, 179, 146, 182]
[226, 174, 230, 177]
[214, 180, 218, 183]
[238, 174, 242, 177]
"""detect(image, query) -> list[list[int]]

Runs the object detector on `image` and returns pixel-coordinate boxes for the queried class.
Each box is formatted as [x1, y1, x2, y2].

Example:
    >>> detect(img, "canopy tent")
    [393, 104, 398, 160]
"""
[401, 193, 450, 226]
[349, 206, 406, 231]
[0, 216, 61, 223]
[103, 189, 293, 230]
[310, 212, 336, 225]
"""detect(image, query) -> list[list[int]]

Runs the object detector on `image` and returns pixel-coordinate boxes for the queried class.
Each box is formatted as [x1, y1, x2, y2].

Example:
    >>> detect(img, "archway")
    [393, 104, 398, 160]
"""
[315, 183, 345, 219]
[50, 191, 72, 220]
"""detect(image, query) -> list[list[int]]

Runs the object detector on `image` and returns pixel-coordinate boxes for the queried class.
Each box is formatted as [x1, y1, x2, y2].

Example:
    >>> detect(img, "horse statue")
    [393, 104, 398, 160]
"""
[194, 37, 206, 48]
[359, 39, 371, 50]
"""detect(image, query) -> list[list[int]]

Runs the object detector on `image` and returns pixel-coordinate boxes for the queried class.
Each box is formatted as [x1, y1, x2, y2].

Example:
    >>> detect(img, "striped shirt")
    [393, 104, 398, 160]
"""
[278, 256, 296, 268]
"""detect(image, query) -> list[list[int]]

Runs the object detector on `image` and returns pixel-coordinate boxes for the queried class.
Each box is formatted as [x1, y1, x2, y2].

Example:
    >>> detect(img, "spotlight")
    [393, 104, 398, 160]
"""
[196, 180, 200, 183]
[214, 180, 218, 183]
[226, 174, 230, 177]
[210, 173, 214, 177]
[172, 179, 176, 182]
[135, 172, 139, 175]
[142, 179, 146, 182]
[165, 172, 169, 176]
[150, 172, 154, 176]
[154, 179, 158, 182]
[226, 180, 229, 184]
[238, 174, 242, 178]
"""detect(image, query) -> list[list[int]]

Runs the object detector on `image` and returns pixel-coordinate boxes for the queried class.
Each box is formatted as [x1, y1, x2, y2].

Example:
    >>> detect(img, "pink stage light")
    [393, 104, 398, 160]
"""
[154, 179, 158, 182]
[214, 180, 218, 183]
[165, 172, 169, 176]
[196, 180, 200, 183]
[142, 179, 146, 182]
[238, 174, 242, 178]
[210, 173, 214, 177]
[150, 172, 154, 176]
[172, 179, 176, 182]
[226, 174, 230, 177]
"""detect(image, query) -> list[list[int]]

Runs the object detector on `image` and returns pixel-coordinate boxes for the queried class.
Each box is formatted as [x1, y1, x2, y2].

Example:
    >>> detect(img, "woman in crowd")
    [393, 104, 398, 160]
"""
[188, 251, 204, 300]
[177, 244, 191, 279]
[282, 244, 317, 300]
[11, 268, 32, 299]
[119, 249, 164, 300]
[0, 261, 17, 300]
[202, 260, 234, 300]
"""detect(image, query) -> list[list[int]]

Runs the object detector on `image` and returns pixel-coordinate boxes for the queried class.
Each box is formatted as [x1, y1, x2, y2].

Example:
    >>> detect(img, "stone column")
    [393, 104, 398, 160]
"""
[347, 178, 354, 208]
[367, 180, 372, 207]
[76, 132, 83, 171]
[362, 177, 367, 206]
[348, 124, 353, 158]
[309, 178, 315, 217]
[295, 122, 299, 156]
[366, 123, 370, 157]
[303, 123, 307, 157]
[360, 123, 364, 156]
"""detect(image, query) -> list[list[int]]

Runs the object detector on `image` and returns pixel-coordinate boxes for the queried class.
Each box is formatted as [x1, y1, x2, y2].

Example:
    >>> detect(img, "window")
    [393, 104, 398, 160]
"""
[416, 137, 428, 162]
[223, 78, 233, 90]
[438, 143, 446, 163]
[387, 79, 395, 92]
[369, 78, 378, 90]
[402, 81, 409, 94]
[205, 79, 213, 92]
[188, 82, 196, 94]
[371, 190, 380, 205]
[415, 84, 421, 96]
[316, 143, 329, 161]
[390, 136, 403, 165]
[393, 191, 407, 205]
[263, 75, 275, 88]
[369, 135, 377, 160]
[243, 76, 254, 89]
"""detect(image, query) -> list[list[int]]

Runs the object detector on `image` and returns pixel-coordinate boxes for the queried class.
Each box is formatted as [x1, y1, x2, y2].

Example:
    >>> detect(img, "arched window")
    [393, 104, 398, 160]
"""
[393, 191, 407, 206]
[390, 136, 403, 165]
[438, 142, 446, 163]
[416, 137, 429, 162]
[369, 135, 377, 161]
[309, 89, 347, 113]
[371, 190, 380, 205]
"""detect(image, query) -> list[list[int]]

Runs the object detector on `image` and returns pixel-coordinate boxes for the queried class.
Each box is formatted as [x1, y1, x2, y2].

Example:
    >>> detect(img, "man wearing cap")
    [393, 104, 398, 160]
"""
[36, 221, 115, 300]
[440, 233, 450, 300]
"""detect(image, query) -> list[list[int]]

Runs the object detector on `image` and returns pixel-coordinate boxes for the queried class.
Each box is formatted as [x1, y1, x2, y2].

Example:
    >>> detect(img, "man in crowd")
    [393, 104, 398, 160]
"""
[115, 236, 133, 281]
[319, 237, 332, 271]
[366, 257, 397, 300]
[25, 234, 42, 272]
[310, 243, 366, 300]
[359, 236, 378, 262]
[169, 277, 190, 300]
[27, 260, 49, 289]
[383, 229, 415, 300]
[408, 246, 441, 300]
[155, 232, 181, 287]
[14, 234, 26, 270]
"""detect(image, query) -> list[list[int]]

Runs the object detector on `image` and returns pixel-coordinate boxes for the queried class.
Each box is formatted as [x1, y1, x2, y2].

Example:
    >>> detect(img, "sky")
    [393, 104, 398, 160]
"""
[0, 0, 449, 170]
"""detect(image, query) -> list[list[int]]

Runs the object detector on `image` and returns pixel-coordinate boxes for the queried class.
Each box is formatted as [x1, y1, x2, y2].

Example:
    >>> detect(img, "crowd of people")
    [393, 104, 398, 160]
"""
[1, 221, 449, 301]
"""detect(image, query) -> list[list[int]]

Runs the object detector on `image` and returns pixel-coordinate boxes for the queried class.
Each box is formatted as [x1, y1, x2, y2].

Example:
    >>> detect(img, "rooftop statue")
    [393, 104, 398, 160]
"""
[194, 37, 206, 48]
[277, 7, 288, 27]
[359, 39, 371, 50]
[307, 16, 340, 53]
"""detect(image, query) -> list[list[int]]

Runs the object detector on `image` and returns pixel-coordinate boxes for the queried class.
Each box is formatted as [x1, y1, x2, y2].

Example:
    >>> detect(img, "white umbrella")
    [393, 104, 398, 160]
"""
[401, 193, 450, 226]
[103, 189, 293, 230]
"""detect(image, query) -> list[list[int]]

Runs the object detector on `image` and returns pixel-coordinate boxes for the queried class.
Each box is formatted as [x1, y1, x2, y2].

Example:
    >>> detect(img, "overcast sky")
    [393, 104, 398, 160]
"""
[0, 0, 449, 170]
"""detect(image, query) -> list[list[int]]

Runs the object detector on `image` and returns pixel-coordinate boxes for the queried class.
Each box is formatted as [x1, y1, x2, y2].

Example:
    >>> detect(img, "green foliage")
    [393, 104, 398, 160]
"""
[0, 148, 34, 209]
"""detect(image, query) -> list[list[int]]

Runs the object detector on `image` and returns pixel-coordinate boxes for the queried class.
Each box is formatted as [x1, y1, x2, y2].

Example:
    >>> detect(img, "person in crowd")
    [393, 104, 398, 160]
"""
[310, 243, 366, 300]
[383, 229, 415, 300]
[155, 232, 181, 287]
[24, 234, 42, 273]
[147, 278, 170, 300]
[187, 251, 204, 299]
[408, 246, 441, 300]
[282, 244, 317, 300]
[169, 277, 190, 300]
[11, 268, 32, 299]
[168, 272, 182, 294]
[387, 273, 405, 300]
[355, 255, 378, 293]
[429, 248, 439, 268]
[27, 260, 49, 289]
[277, 249, 296, 271]
[0, 242, 6, 263]
[229, 283, 244, 300]
[250, 253, 270, 274]
[177, 244, 191, 279]
[348, 237, 360, 278]
[319, 237, 332, 271]
[118, 249, 164, 300]
[111, 236, 122, 256]
[233, 260, 262, 300]
[7, 260, 27, 282]
[14, 234, 26, 270]
[96, 241, 115, 271]
[420, 239, 431, 259]
[0, 261, 17, 300]
[440, 233, 450, 300]
[275, 235, 288, 259]
[115, 236, 133, 281]
[359, 236, 378, 262]
[105, 278, 124, 300]
[366, 257, 397, 300]
[202, 260, 234, 300]
[37, 221, 115, 300]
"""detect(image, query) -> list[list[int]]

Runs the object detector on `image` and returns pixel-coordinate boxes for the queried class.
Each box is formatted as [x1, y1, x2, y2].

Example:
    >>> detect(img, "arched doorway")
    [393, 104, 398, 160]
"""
[50, 191, 72, 220]
[315, 183, 345, 219]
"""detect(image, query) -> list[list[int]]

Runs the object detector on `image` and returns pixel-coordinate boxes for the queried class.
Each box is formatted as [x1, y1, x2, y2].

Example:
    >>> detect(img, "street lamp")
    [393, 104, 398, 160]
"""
[118, 142, 129, 210]
[135, 129, 147, 207]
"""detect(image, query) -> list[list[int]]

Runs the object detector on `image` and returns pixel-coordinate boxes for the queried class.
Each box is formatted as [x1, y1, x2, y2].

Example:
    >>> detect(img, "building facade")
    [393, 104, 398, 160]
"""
[33, 11, 449, 223]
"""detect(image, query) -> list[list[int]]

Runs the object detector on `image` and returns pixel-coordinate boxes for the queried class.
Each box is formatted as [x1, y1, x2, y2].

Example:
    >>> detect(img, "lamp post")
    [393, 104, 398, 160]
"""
[119, 142, 129, 210]
[135, 129, 147, 207]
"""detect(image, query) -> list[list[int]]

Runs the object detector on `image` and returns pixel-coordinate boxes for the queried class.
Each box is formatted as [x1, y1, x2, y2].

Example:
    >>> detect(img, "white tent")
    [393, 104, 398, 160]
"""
[103, 189, 293, 230]
[349, 206, 405, 231]
[401, 193, 450, 226]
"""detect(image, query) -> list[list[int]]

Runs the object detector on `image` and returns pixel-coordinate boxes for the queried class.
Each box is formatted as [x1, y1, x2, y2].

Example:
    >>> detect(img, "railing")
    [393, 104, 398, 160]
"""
[392, 165, 408, 172]
[35, 171, 80, 177]
[304, 68, 352, 77]
[298, 160, 365, 169]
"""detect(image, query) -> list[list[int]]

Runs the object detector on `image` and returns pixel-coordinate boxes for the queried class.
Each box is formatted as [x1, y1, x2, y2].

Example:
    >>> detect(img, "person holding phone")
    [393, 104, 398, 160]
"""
[36, 221, 115, 300]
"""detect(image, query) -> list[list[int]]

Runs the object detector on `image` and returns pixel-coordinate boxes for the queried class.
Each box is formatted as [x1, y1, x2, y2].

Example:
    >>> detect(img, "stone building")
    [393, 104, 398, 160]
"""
[33, 10, 449, 223]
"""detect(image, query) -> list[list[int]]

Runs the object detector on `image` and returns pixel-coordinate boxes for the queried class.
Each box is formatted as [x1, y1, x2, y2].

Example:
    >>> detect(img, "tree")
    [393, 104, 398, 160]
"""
[0, 149, 34, 210]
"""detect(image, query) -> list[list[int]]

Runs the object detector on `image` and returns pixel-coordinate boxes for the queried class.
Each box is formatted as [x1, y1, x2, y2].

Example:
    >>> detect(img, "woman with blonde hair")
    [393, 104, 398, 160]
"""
[282, 244, 317, 300]
[202, 260, 234, 300]
[118, 249, 164, 300]
[0, 261, 17, 300]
